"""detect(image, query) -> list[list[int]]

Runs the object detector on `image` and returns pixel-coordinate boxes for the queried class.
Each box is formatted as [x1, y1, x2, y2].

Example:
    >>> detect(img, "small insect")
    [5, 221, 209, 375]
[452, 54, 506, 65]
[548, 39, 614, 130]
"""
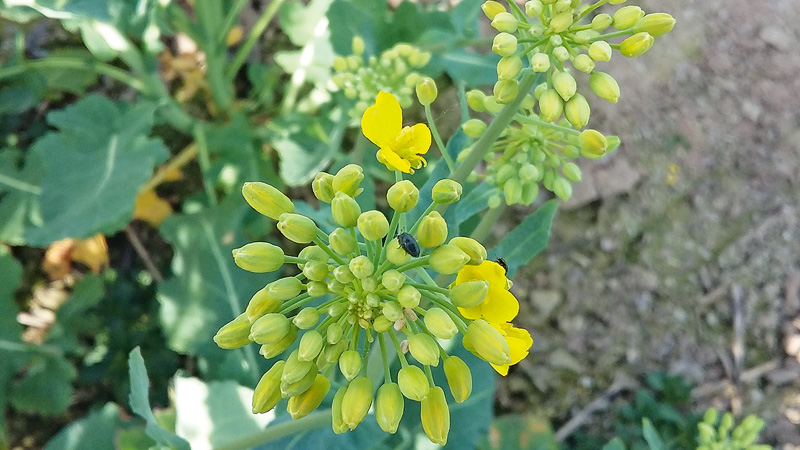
[495, 257, 508, 275]
[396, 232, 420, 257]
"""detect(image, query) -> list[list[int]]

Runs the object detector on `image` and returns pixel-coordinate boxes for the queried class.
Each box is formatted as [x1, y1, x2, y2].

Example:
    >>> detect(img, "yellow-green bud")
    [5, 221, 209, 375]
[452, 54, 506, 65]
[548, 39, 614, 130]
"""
[572, 53, 595, 73]
[331, 192, 361, 228]
[332, 164, 364, 197]
[539, 89, 564, 122]
[565, 93, 591, 129]
[633, 13, 675, 37]
[553, 177, 573, 201]
[288, 374, 330, 419]
[333, 264, 355, 283]
[591, 13, 613, 31]
[409, 333, 440, 366]
[339, 349, 362, 381]
[562, 144, 580, 159]
[398, 365, 430, 401]
[424, 308, 457, 339]
[246, 287, 282, 323]
[533, 83, 548, 100]
[232, 242, 284, 273]
[250, 313, 291, 345]
[293, 306, 319, 329]
[589, 71, 620, 103]
[302, 260, 328, 281]
[562, 162, 582, 182]
[381, 269, 405, 292]
[259, 327, 297, 358]
[267, 277, 303, 301]
[429, 244, 470, 274]
[376, 382, 404, 433]
[448, 237, 486, 265]
[450, 280, 489, 308]
[431, 179, 463, 204]
[519, 163, 540, 182]
[497, 165, 516, 185]
[491, 12, 518, 33]
[312, 172, 335, 203]
[573, 30, 593, 44]
[329, 228, 357, 255]
[331, 386, 348, 434]
[277, 213, 317, 244]
[417, 211, 447, 248]
[386, 180, 419, 212]
[213, 313, 252, 349]
[348, 255, 374, 279]
[504, 179, 522, 204]
[415, 77, 438, 106]
[373, 315, 393, 332]
[522, 183, 539, 206]
[386, 238, 411, 265]
[362, 276, 378, 292]
[483, 95, 504, 114]
[553, 46, 569, 61]
[464, 319, 511, 365]
[297, 245, 328, 267]
[548, 12, 573, 33]
[242, 182, 294, 220]
[397, 285, 421, 309]
[333, 56, 347, 72]
[252, 361, 285, 413]
[588, 41, 612, 62]
[578, 129, 608, 158]
[280, 364, 317, 398]
[531, 52, 550, 72]
[462, 119, 487, 139]
[382, 301, 403, 322]
[409, 50, 431, 67]
[327, 323, 344, 345]
[357, 210, 389, 241]
[443, 356, 472, 403]
[492, 33, 517, 57]
[620, 32, 654, 57]
[521, 93, 535, 109]
[307, 281, 327, 297]
[347, 55, 361, 70]
[481, 1, 506, 20]
[553, 71, 577, 101]
[351, 35, 365, 55]
[497, 55, 522, 80]
[298, 330, 324, 361]
[342, 377, 373, 430]
[525, 0, 544, 16]
[613, 5, 644, 30]
[421, 386, 450, 446]
[466, 89, 486, 112]
[493, 79, 518, 104]
[607, 135, 621, 153]
[282, 350, 315, 384]
[554, 0, 572, 12]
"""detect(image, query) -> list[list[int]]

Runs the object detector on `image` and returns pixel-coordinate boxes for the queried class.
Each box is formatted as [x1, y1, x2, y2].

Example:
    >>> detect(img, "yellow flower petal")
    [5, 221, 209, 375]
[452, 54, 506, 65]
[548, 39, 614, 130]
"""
[457, 305, 483, 320]
[361, 92, 401, 149]
[377, 148, 412, 173]
[397, 123, 431, 156]
[489, 323, 532, 376]
[480, 287, 519, 323]
[454, 260, 518, 323]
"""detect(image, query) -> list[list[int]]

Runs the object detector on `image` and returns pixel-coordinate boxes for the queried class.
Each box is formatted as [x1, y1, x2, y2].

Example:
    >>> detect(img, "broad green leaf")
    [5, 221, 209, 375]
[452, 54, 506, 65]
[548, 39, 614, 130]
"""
[0, 247, 26, 448]
[449, 0, 483, 38]
[268, 113, 338, 187]
[482, 415, 559, 450]
[602, 437, 628, 450]
[9, 354, 76, 415]
[256, 412, 388, 450]
[455, 183, 493, 225]
[327, 0, 388, 56]
[45, 274, 104, 353]
[642, 418, 667, 450]
[128, 347, 191, 450]
[44, 402, 121, 450]
[437, 49, 501, 87]
[0, 148, 43, 245]
[24, 96, 168, 246]
[493, 200, 558, 277]
[203, 114, 262, 196]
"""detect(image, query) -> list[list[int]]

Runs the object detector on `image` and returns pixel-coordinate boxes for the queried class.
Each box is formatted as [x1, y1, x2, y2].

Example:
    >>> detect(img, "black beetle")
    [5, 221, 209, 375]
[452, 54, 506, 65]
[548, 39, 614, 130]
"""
[495, 257, 508, 275]
[396, 232, 420, 257]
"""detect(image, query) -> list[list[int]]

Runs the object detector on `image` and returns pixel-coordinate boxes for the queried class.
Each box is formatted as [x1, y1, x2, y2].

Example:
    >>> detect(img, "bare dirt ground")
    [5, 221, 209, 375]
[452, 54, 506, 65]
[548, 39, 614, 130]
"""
[498, 0, 800, 447]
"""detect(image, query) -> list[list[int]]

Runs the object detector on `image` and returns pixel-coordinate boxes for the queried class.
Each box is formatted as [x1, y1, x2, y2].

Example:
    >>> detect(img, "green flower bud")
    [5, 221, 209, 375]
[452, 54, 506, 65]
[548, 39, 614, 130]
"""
[242, 182, 294, 221]
[553, 177, 573, 201]
[298, 330, 324, 361]
[259, 327, 297, 358]
[633, 13, 676, 37]
[386, 238, 412, 265]
[362, 276, 378, 292]
[332, 164, 364, 197]
[297, 245, 328, 267]
[492, 33, 517, 57]
[333, 56, 347, 72]
[302, 260, 328, 282]
[462, 119, 487, 139]
[397, 285, 421, 309]
[491, 12, 518, 33]
[288, 374, 330, 419]
[382, 300, 403, 322]
[448, 237, 487, 265]
[481, 1, 506, 20]
[554, 0, 572, 12]
[497, 55, 523, 81]
[386, 180, 419, 212]
[466, 89, 486, 112]
[378, 271, 402, 294]
[562, 144, 580, 159]
[493, 79, 518, 104]
[329, 228, 357, 255]
[342, 377, 373, 430]
[280, 364, 318, 398]
[417, 211, 448, 248]
[588, 41, 612, 62]
[525, 0, 544, 16]
[409, 50, 431, 67]
[245, 287, 282, 323]
[553, 71, 577, 101]
[339, 349, 362, 381]
[213, 313, 252, 349]
[562, 162, 582, 182]
[619, 32, 654, 57]
[504, 178, 522, 204]
[573, 30, 593, 44]
[578, 129, 608, 158]
[327, 322, 344, 345]
[483, 95, 504, 114]
[267, 277, 304, 301]
[333, 264, 355, 283]
[250, 313, 292, 345]
[424, 308, 457, 339]
[305, 281, 325, 297]
[421, 386, 450, 446]
[349, 255, 374, 279]
[496, 165, 516, 185]
[519, 163, 540, 182]
[565, 93, 591, 129]
[522, 183, 540, 206]
[277, 213, 317, 244]
[431, 179, 463, 204]
[548, 12, 573, 33]
[571, 53, 595, 73]
[429, 244, 470, 274]
[531, 52, 550, 72]
[464, 319, 511, 365]
[323, 341, 346, 364]
[613, 5, 644, 30]
[376, 382, 404, 433]
[331, 192, 361, 228]
[351, 35, 365, 55]
[252, 361, 285, 413]
[398, 365, 430, 401]
[292, 306, 319, 329]
[607, 135, 621, 153]
[232, 242, 284, 273]
[282, 350, 316, 384]
[373, 315, 393, 333]
[415, 77, 438, 107]
[443, 356, 472, 403]
[539, 89, 564, 122]
[409, 333, 440, 366]
[591, 13, 613, 31]
[331, 386, 348, 434]
[312, 172, 335, 203]
[450, 280, 489, 308]
[521, 93, 535, 109]
[589, 71, 620, 103]
[357, 210, 390, 241]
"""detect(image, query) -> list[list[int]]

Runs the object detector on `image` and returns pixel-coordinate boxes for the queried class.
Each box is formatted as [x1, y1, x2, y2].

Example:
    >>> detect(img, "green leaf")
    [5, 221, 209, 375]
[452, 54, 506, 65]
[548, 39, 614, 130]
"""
[483, 415, 559, 450]
[449, 0, 483, 38]
[9, 354, 76, 415]
[0, 246, 26, 448]
[128, 347, 191, 450]
[493, 200, 558, 277]
[327, 0, 388, 56]
[602, 437, 628, 450]
[642, 418, 667, 450]
[269, 113, 338, 187]
[24, 95, 168, 246]
[279, 0, 334, 47]
[44, 403, 121, 450]
[0, 148, 43, 245]
[437, 49, 501, 87]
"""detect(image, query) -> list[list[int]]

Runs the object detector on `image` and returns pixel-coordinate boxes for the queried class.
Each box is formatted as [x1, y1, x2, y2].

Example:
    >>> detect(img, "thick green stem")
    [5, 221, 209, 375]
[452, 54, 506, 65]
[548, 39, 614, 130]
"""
[211, 410, 331, 450]
[469, 204, 506, 243]
[226, 0, 286, 81]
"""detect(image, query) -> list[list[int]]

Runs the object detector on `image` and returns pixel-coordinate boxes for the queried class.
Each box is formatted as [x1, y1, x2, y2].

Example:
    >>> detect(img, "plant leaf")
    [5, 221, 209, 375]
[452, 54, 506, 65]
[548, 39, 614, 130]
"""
[0, 247, 26, 447]
[642, 418, 667, 450]
[602, 437, 628, 450]
[44, 402, 121, 450]
[492, 200, 558, 277]
[0, 148, 43, 245]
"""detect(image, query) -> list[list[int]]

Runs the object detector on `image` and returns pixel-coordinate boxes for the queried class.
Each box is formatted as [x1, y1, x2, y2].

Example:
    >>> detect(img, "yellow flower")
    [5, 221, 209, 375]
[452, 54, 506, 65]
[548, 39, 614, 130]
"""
[361, 91, 431, 173]
[489, 322, 533, 376]
[454, 260, 519, 323]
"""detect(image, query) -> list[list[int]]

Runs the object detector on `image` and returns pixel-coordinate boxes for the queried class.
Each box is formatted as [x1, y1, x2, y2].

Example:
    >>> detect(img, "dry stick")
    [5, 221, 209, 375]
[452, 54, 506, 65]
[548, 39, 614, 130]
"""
[730, 284, 746, 415]
[124, 225, 164, 283]
[691, 358, 781, 400]
[554, 379, 631, 442]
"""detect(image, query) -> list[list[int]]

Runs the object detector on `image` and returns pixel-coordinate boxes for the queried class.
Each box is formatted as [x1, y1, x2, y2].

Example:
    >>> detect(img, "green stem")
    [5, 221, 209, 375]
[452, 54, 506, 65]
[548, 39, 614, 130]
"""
[211, 410, 331, 450]
[312, 237, 347, 265]
[279, 293, 312, 314]
[469, 204, 506, 243]
[0, 57, 149, 93]
[219, 0, 248, 47]
[513, 113, 581, 135]
[377, 333, 393, 382]
[226, 0, 286, 82]
[425, 104, 455, 172]
[393, 256, 430, 274]
[387, 330, 409, 366]
[577, 0, 609, 21]
[407, 282, 448, 296]
[193, 123, 217, 205]
[284, 256, 311, 265]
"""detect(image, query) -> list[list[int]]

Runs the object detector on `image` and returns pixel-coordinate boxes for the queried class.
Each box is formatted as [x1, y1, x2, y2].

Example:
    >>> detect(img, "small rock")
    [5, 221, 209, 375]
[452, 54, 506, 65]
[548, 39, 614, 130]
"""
[548, 349, 584, 373]
[530, 290, 563, 318]
[741, 99, 762, 122]
[600, 237, 617, 252]
[760, 26, 794, 51]
[594, 158, 642, 199]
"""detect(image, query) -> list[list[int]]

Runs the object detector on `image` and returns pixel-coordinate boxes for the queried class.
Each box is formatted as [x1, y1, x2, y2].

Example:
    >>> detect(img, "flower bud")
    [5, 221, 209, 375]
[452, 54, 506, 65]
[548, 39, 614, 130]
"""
[332, 164, 364, 197]
[297, 245, 328, 267]
[383, 301, 403, 322]
[378, 270, 403, 292]
[613, 5, 644, 30]
[431, 179, 463, 204]
[331, 192, 361, 228]
[297, 329, 324, 362]
[571, 53, 595, 73]
[429, 244, 470, 274]
[386, 238, 411, 265]
[461, 118, 487, 139]
[424, 308, 457, 339]
[278, 213, 317, 244]
[415, 77, 438, 106]
[327, 323, 344, 345]
[525, 0, 543, 16]
[292, 306, 319, 329]
[329, 228, 357, 255]
[339, 349, 362, 381]
[267, 277, 303, 301]
[481, 1, 506, 20]
[553, 177, 573, 201]
[323, 341, 346, 364]
[497, 55, 523, 81]
[331, 386, 348, 434]
[483, 95, 504, 114]
[376, 382, 404, 433]
[357, 210, 390, 241]
[491, 33, 517, 57]
[259, 327, 297, 358]
[450, 280, 489, 308]
[443, 356, 472, 403]
[466, 89, 486, 112]
[553, 46, 569, 61]
[232, 242, 284, 273]
[493, 79, 518, 104]
[530, 52, 550, 72]
[250, 313, 292, 345]
[417, 211, 447, 248]
[521, 93, 535, 109]
[607, 135, 621, 153]
[619, 32, 654, 57]
[333, 264, 355, 283]
[213, 313, 252, 349]
[539, 89, 564, 122]
[252, 361, 285, 413]
[373, 315, 393, 332]
[578, 129, 608, 158]
[589, 71, 620, 104]
[504, 179, 522, 204]
[386, 180, 419, 212]
[409, 333, 440, 366]
[588, 41, 612, 62]
[421, 386, 450, 446]
[565, 93, 591, 129]
[397, 285, 421, 308]
[280, 364, 317, 398]
[464, 319, 511, 365]
[312, 172, 335, 203]
[333, 56, 347, 72]
[533, 82, 548, 99]
[448, 237, 486, 265]
[562, 162, 582, 182]
[245, 287, 282, 322]
[287, 374, 330, 419]
[398, 365, 430, 401]
[491, 12, 518, 33]
[282, 350, 316, 384]
[633, 13, 675, 37]
[342, 377, 373, 429]
[349, 255, 374, 279]
[302, 260, 328, 282]
[591, 13, 613, 31]
[519, 163, 540, 182]
[553, 71, 577, 101]
[242, 182, 294, 220]
[548, 12, 573, 33]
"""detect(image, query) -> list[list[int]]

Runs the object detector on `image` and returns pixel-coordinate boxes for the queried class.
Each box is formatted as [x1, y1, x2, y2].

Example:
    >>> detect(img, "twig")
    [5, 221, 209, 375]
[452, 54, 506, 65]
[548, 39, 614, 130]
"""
[554, 379, 631, 442]
[691, 359, 780, 400]
[730, 284, 745, 415]
[124, 225, 164, 283]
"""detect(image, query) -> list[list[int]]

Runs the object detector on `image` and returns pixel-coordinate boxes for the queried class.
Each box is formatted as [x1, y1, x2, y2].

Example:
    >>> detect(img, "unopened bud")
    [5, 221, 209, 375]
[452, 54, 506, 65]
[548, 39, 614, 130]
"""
[424, 308, 457, 339]
[504, 179, 522, 204]
[298, 330, 324, 361]
[297, 245, 328, 267]
[633, 13, 675, 37]
[562, 162, 582, 182]
[525, 0, 543, 16]
[464, 319, 511, 365]
[443, 356, 472, 403]
[383, 301, 403, 322]
[331, 386, 348, 434]
[329, 228, 357, 255]
[409, 333, 440, 366]
[351, 35, 365, 55]
[332, 164, 364, 197]
[339, 350, 362, 381]
[282, 350, 316, 384]
[259, 327, 297, 358]
[431, 179, 463, 204]
[386, 238, 411, 265]
[462, 119, 487, 139]
[349, 255, 375, 279]
[491, 12, 518, 33]
[398, 285, 421, 309]
[302, 260, 328, 281]
[280, 364, 318, 397]
[342, 377, 373, 429]
[578, 129, 608, 158]
[421, 386, 450, 446]
[306, 281, 327, 297]
[589, 71, 620, 103]
[288, 374, 330, 419]
[483, 95, 504, 114]
[466, 90, 486, 112]
[278, 213, 317, 244]
[398, 365, 430, 401]
[331, 192, 361, 228]
[531, 52, 550, 72]
[481, 1, 506, 20]
[252, 361, 285, 413]
[572, 53, 595, 73]
[333, 264, 355, 283]
[232, 242, 284, 273]
[267, 277, 303, 301]
[591, 13, 613, 31]
[553, 71, 577, 101]
[386, 180, 419, 212]
[619, 32, 654, 57]
[493, 79, 518, 104]
[491, 33, 517, 57]
[416, 77, 438, 106]
[381, 269, 405, 292]
[312, 172, 335, 203]
[430, 244, 470, 274]
[548, 11, 573, 33]
[357, 210, 390, 241]
[553, 177, 573, 201]
[450, 280, 489, 308]
[417, 211, 448, 247]
[588, 41, 612, 62]
[213, 313, 252, 349]
[376, 382, 404, 433]
[565, 93, 591, 128]
[448, 237, 486, 265]
[539, 89, 564, 122]
[242, 182, 294, 220]
[613, 5, 644, 30]
[291, 307, 319, 329]
[250, 313, 291, 345]
[246, 288, 282, 322]
[497, 55, 522, 81]
[373, 315, 393, 332]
